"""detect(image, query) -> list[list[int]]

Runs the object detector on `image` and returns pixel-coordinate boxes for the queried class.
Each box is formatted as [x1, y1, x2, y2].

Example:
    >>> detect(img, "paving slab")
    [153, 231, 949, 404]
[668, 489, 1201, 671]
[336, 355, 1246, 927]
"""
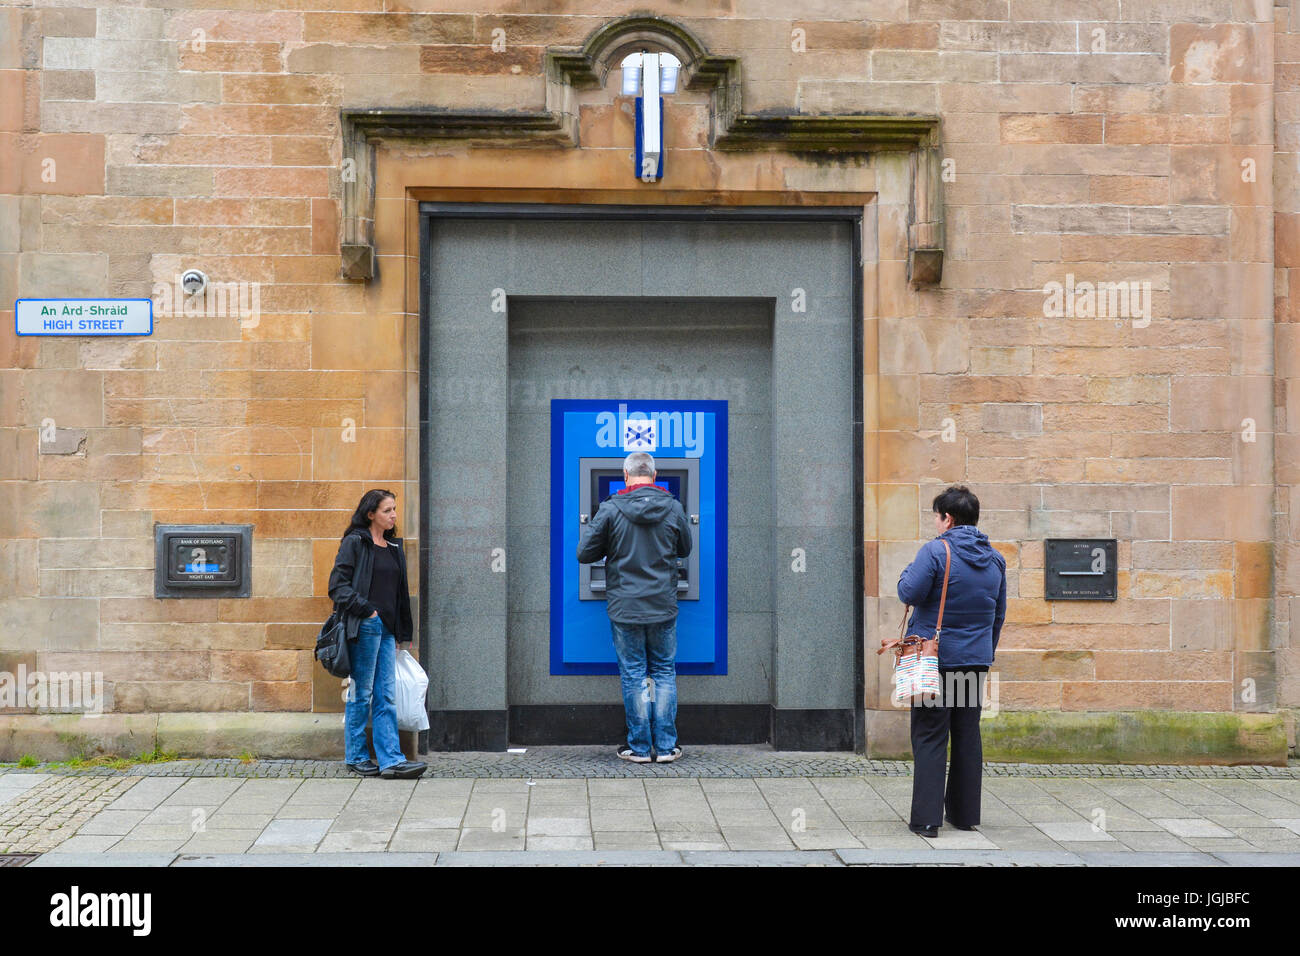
[719, 827, 796, 850]
[708, 808, 784, 827]
[0, 774, 45, 804]
[594, 831, 662, 850]
[681, 850, 842, 866]
[45, 834, 123, 853]
[590, 808, 656, 830]
[201, 810, 274, 830]
[1076, 851, 1222, 867]
[526, 835, 594, 850]
[456, 827, 526, 850]
[1036, 821, 1117, 842]
[104, 778, 185, 811]
[254, 818, 330, 847]
[661, 838, 729, 851]
[1211, 851, 1300, 866]
[139, 804, 220, 827]
[318, 830, 392, 851]
[175, 853, 440, 867]
[178, 830, 264, 853]
[107, 838, 190, 853]
[274, 804, 356, 819]
[434, 850, 680, 866]
[332, 809, 402, 830]
[790, 830, 864, 850]
[161, 779, 246, 805]
[1111, 830, 1198, 852]
[924, 829, 1000, 849]
[75, 809, 149, 835]
[1181, 838, 1258, 852]
[30, 853, 178, 867]
[970, 826, 1066, 851]
[1233, 827, 1300, 850]
[837, 848, 1084, 866]
[526, 816, 592, 837]
[388, 829, 460, 852]
[1152, 818, 1236, 838]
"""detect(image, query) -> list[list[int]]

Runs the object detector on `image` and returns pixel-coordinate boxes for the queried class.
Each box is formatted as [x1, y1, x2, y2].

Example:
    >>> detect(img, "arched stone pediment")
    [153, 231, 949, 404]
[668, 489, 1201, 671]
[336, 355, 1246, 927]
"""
[339, 14, 944, 285]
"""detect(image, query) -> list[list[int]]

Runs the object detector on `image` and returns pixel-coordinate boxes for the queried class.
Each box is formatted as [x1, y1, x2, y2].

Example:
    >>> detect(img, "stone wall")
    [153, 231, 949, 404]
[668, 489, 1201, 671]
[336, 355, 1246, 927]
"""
[0, 1, 1294, 758]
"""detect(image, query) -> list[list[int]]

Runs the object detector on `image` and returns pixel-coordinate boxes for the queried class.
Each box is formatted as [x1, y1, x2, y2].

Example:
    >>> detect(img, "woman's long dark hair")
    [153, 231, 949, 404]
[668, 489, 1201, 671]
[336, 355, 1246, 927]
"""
[344, 489, 397, 540]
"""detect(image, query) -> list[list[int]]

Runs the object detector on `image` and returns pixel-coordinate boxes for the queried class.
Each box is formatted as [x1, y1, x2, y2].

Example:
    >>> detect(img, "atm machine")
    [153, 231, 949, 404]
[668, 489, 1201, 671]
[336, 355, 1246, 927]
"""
[551, 399, 727, 675]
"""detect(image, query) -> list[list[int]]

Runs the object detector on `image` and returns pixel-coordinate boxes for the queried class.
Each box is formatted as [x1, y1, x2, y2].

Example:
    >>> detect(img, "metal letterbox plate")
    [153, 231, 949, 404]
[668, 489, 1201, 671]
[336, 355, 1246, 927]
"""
[1044, 538, 1117, 601]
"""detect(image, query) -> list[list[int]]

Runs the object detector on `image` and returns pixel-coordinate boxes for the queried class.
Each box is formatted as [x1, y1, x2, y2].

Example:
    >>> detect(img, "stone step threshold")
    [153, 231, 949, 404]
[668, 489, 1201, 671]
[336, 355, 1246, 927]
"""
[27, 849, 1300, 868]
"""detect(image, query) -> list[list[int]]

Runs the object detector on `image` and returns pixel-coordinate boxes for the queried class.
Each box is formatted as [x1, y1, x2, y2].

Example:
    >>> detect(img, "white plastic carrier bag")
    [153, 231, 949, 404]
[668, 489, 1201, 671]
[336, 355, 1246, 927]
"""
[395, 650, 430, 732]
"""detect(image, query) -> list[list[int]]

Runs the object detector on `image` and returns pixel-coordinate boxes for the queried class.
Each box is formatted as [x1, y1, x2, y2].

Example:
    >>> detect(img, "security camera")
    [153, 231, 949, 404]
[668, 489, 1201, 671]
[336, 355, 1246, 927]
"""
[181, 269, 208, 296]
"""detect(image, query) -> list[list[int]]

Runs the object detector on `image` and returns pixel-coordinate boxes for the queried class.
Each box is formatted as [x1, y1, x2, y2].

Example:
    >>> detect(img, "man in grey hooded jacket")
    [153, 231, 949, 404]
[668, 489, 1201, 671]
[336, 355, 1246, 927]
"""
[577, 451, 693, 763]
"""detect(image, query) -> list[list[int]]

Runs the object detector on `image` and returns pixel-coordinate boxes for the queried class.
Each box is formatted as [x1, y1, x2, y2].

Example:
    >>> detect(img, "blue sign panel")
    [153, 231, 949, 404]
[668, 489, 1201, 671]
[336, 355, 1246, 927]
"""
[551, 399, 727, 676]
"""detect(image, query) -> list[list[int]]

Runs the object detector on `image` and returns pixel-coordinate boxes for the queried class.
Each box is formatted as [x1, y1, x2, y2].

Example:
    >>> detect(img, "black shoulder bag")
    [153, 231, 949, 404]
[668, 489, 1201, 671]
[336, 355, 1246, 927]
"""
[315, 604, 351, 678]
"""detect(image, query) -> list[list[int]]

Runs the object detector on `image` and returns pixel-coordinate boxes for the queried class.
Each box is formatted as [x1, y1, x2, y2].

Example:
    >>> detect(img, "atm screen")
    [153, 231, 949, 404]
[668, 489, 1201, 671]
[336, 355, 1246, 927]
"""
[599, 475, 682, 504]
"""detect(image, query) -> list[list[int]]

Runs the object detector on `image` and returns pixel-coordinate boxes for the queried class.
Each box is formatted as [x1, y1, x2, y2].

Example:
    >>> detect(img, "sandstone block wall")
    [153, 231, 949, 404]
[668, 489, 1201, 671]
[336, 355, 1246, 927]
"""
[0, 2, 1294, 741]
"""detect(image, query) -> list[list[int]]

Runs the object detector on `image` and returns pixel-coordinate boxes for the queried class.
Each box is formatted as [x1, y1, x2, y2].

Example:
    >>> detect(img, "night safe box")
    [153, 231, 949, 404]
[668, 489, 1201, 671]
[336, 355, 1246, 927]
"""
[154, 524, 252, 598]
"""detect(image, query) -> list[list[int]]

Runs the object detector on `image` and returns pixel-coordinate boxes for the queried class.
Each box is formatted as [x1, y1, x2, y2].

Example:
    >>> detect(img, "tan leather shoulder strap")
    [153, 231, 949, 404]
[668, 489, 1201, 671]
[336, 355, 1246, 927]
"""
[934, 539, 952, 637]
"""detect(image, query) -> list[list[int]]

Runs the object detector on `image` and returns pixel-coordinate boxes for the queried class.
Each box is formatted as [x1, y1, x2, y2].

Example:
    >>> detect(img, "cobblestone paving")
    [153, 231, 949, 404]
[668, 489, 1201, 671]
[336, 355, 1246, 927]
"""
[0, 775, 140, 853]
[2, 746, 1298, 780]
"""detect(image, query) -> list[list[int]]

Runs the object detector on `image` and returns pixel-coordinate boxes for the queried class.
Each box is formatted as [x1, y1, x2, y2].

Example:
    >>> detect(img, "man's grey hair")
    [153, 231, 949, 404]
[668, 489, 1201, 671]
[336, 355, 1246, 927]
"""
[623, 452, 655, 477]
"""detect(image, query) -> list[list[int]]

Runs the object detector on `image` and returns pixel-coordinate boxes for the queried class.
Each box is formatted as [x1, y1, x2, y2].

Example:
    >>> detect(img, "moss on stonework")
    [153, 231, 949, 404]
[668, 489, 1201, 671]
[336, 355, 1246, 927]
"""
[867, 711, 1287, 764]
[975, 711, 1286, 766]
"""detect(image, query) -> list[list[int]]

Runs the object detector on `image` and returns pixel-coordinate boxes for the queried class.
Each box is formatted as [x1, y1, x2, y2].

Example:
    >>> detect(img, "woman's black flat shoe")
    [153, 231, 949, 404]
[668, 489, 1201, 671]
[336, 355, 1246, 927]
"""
[909, 824, 939, 838]
[380, 760, 427, 779]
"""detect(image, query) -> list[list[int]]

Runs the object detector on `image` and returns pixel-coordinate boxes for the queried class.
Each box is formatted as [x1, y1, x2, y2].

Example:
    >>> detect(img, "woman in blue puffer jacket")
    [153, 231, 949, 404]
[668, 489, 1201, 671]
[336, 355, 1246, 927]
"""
[896, 485, 1006, 838]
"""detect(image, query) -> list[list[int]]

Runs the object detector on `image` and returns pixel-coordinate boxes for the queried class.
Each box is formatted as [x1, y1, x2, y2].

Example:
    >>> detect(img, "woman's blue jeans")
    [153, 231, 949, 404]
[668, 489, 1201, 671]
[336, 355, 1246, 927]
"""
[344, 614, 405, 771]
[609, 617, 678, 756]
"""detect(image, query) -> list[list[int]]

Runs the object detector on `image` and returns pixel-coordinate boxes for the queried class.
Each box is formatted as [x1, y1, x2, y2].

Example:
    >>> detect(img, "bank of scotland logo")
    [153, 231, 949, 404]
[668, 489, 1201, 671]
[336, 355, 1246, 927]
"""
[623, 417, 657, 451]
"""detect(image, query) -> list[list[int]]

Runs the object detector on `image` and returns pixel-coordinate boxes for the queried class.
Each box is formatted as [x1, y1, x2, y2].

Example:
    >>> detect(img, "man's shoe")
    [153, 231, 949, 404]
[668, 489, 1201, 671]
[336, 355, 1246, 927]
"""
[654, 747, 683, 763]
[379, 760, 427, 779]
[945, 814, 976, 831]
[909, 823, 939, 838]
[617, 747, 652, 763]
[345, 760, 379, 777]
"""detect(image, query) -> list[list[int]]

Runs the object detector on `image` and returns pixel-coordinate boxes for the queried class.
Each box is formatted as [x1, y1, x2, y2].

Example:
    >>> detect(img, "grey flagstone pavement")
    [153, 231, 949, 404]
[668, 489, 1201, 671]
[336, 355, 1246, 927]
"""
[4, 748, 1299, 865]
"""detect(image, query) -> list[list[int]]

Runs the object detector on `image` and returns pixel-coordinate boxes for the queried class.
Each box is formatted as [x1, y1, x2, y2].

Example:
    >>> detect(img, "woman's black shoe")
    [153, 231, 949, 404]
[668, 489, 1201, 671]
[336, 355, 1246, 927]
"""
[945, 814, 976, 831]
[346, 761, 380, 777]
[380, 760, 428, 779]
[908, 823, 939, 838]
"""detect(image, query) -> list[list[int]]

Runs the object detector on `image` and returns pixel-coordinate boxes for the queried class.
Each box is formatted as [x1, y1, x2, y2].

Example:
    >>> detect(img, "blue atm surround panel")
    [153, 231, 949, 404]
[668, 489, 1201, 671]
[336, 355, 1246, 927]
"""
[550, 399, 727, 676]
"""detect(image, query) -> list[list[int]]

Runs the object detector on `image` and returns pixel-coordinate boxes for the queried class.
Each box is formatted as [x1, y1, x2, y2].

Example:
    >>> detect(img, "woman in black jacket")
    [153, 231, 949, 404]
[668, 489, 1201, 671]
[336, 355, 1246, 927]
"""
[328, 489, 427, 780]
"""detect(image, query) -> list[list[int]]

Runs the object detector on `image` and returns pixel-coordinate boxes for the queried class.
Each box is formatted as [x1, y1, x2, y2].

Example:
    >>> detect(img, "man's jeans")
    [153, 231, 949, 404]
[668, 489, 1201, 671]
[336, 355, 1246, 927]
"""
[344, 614, 405, 771]
[610, 617, 678, 756]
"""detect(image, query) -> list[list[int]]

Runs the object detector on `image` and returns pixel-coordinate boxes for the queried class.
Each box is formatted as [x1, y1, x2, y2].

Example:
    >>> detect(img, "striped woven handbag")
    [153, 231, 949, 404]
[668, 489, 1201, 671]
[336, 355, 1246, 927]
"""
[879, 539, 951, 706]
